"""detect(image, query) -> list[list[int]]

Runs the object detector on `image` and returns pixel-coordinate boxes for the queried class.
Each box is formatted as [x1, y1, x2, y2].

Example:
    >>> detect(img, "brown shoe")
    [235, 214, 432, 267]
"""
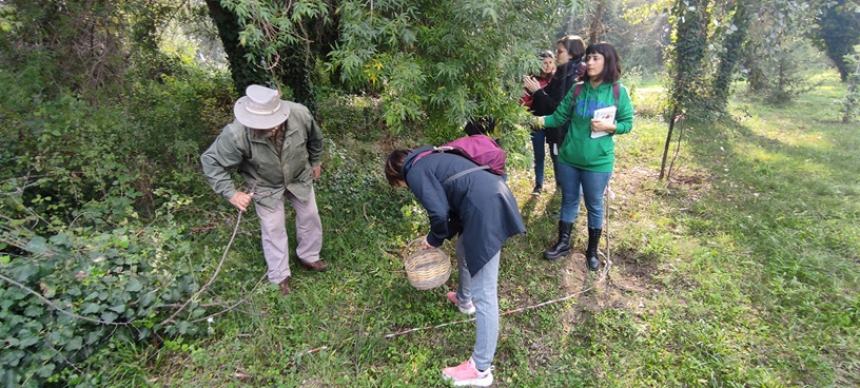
[299, 259, 328, 272]
[279, 277, 291, 295]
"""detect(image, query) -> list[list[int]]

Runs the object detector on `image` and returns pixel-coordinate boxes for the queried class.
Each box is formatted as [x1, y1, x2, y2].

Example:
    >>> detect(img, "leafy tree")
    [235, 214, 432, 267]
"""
[204, 0, 268, 94]
[660, 0, 711, 179]
[667, 0, 711, 116]
[206, 0, 336, 112]
[588, 0, 610, 42]
[326, 0, 561, 136]
[811, 0, 860, 82]
[743, 0, 817, 103]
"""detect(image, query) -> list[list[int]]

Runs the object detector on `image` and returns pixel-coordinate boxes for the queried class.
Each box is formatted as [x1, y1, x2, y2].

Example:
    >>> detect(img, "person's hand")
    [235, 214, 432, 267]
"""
[533, 116, 545, 129]
[523, 76, 542, 93]
[229, 192, 253, 212]
[590, 119, 616, 134]
[312, 164, 322, 180]
[421, 236, 434, 250]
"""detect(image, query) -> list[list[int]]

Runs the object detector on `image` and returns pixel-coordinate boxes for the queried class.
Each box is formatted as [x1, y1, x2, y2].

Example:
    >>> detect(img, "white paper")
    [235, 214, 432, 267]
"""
[591, 106, 616, 138]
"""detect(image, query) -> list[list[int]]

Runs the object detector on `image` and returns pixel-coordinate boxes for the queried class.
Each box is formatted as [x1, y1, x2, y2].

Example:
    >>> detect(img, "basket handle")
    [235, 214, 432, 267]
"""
[406, 237, 438, 254]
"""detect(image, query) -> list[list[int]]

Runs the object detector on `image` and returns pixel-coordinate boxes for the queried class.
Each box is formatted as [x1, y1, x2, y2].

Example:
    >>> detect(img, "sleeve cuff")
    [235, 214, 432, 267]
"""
[221, 187, 237, 201]
[426, 233, 445, 247]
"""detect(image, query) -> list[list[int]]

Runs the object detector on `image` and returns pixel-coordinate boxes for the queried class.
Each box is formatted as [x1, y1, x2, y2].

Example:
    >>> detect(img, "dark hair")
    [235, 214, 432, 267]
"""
[584, 42, 622, 84]
[538, 50, 555, 60]
[463, 117, 496, 136]
[556, 35, 586, 61]
[384, 149, 410, 186]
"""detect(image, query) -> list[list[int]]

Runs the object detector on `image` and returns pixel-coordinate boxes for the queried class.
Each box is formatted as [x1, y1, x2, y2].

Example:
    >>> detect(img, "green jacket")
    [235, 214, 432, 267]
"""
[544, 81, 634, 172]
[200, 101, 324, 210]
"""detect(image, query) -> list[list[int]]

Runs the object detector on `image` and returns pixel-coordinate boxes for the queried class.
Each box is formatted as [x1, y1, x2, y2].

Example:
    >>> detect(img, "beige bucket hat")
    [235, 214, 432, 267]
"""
[233, 85, 291, 129]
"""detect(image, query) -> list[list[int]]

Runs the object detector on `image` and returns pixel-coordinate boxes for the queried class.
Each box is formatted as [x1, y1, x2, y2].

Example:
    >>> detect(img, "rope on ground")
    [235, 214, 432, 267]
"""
[295, 271, 610, 358]
[317, 185, 618, 350]
[191, 272, 268, 324]
[160, 208, 245, 326]
[293, 261, 612, 357]
[603, 183, 614, 275]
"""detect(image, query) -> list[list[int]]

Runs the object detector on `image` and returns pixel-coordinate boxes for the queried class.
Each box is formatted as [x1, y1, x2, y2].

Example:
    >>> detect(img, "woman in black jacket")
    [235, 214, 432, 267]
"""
[523, 35, 586, 192]
[385, 148, 525, 387]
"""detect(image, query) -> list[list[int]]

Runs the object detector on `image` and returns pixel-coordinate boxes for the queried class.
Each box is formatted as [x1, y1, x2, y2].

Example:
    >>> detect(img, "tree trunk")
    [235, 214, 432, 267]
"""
[276, 44, 317, 113]
[711, 0, 750, 112]
[205, 0, 267, 94]
[588, 0, 608, 43]
[206, 0, 339, 113]
[816, 0, 860, 82]
[669, 0, 711, 116]
[659, 106, 679, 180]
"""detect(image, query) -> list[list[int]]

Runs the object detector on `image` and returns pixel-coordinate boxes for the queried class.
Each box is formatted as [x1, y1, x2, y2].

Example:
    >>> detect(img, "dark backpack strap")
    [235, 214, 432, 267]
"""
[402, 145, 436, 180]
[573, 83, 583, 100]
[613, 83, 620, 106]
[443, 165, 490, 185]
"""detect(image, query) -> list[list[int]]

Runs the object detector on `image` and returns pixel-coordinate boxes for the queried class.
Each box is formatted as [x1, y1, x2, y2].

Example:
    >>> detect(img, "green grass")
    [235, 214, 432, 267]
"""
[117, 71, 858, 387]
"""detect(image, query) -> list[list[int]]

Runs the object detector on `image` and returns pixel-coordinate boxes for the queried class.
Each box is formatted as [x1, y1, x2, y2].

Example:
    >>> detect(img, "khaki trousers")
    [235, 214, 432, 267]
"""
[254, 188, 323, 284]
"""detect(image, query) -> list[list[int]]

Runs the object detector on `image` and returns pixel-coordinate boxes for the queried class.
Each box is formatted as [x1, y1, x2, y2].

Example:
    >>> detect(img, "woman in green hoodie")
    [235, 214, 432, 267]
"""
[535, 42, 634, 270]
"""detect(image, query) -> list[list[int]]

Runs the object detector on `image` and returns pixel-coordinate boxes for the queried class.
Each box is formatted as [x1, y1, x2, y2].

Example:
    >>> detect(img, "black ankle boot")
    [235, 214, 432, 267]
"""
[544, 221, 573, 260]
[585, 228, 602, 271]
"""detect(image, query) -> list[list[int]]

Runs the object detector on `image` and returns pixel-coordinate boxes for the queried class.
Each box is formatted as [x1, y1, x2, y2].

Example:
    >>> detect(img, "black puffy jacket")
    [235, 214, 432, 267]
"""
[530, 60, 585, 144]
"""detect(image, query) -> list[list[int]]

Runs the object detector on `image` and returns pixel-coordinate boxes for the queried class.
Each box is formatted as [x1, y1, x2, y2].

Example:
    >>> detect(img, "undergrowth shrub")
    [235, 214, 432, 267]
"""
[0, 59, 234, 386]
[316, 93, 385, 141]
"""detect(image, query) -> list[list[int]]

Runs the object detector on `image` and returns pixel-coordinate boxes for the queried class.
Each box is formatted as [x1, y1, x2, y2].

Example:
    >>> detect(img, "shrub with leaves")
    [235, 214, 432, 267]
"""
[326, 0, 559, 137]
[0, 217, 204, 386]
[0, 57, 235, 384]
[742, 0, 817, 104]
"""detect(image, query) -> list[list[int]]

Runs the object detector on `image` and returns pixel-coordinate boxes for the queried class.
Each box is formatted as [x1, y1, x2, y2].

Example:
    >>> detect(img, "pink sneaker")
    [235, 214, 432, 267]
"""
[446, 291, 476, 315]
[441, 358, 493, 387]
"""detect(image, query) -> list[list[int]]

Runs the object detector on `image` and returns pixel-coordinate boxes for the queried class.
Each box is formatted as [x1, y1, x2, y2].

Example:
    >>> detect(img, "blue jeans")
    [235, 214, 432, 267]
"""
[556, 162, 611, 227]
[454, 238, 500, 371]
[530, 130, 559, 188]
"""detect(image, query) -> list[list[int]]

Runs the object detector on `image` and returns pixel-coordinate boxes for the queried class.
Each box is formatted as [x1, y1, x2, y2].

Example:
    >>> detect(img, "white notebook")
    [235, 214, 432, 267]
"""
[591, 106, 616, 138]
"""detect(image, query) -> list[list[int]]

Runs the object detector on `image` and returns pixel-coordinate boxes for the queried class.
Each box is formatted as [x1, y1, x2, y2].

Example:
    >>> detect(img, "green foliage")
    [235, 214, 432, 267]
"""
[811, 0, 860, 82]
[316, 94, 384, 141]
[711, 0, 750, 113]
[842, 53, 860, 122]
[0, 54, 235, 384]
[742, 0, 818, 104]
[327, 0, 558, 136]
[0, 217, 201, 386]
[210, 0, 333, 110]
[666, 0, 713, 119]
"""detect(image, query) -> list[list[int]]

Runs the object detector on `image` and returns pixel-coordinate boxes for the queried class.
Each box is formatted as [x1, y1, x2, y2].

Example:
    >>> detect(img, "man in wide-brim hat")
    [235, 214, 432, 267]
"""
[201, 85, 328, 295]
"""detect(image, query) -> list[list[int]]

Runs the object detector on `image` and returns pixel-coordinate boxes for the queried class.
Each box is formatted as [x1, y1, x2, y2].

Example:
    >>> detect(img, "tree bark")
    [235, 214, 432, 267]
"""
[205, 0, 266, 94]
[588, 0, 608, 43]
[711, 0, 749, 112]
[659, 106, 679, 180]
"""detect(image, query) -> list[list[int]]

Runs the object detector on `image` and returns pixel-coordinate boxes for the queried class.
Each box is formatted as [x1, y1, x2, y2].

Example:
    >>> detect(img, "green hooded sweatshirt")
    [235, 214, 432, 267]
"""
[543, 81, 634, 172]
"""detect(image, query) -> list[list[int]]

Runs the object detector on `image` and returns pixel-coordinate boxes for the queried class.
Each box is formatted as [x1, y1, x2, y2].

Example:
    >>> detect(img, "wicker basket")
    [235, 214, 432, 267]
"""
[403, 241, 451, 290]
